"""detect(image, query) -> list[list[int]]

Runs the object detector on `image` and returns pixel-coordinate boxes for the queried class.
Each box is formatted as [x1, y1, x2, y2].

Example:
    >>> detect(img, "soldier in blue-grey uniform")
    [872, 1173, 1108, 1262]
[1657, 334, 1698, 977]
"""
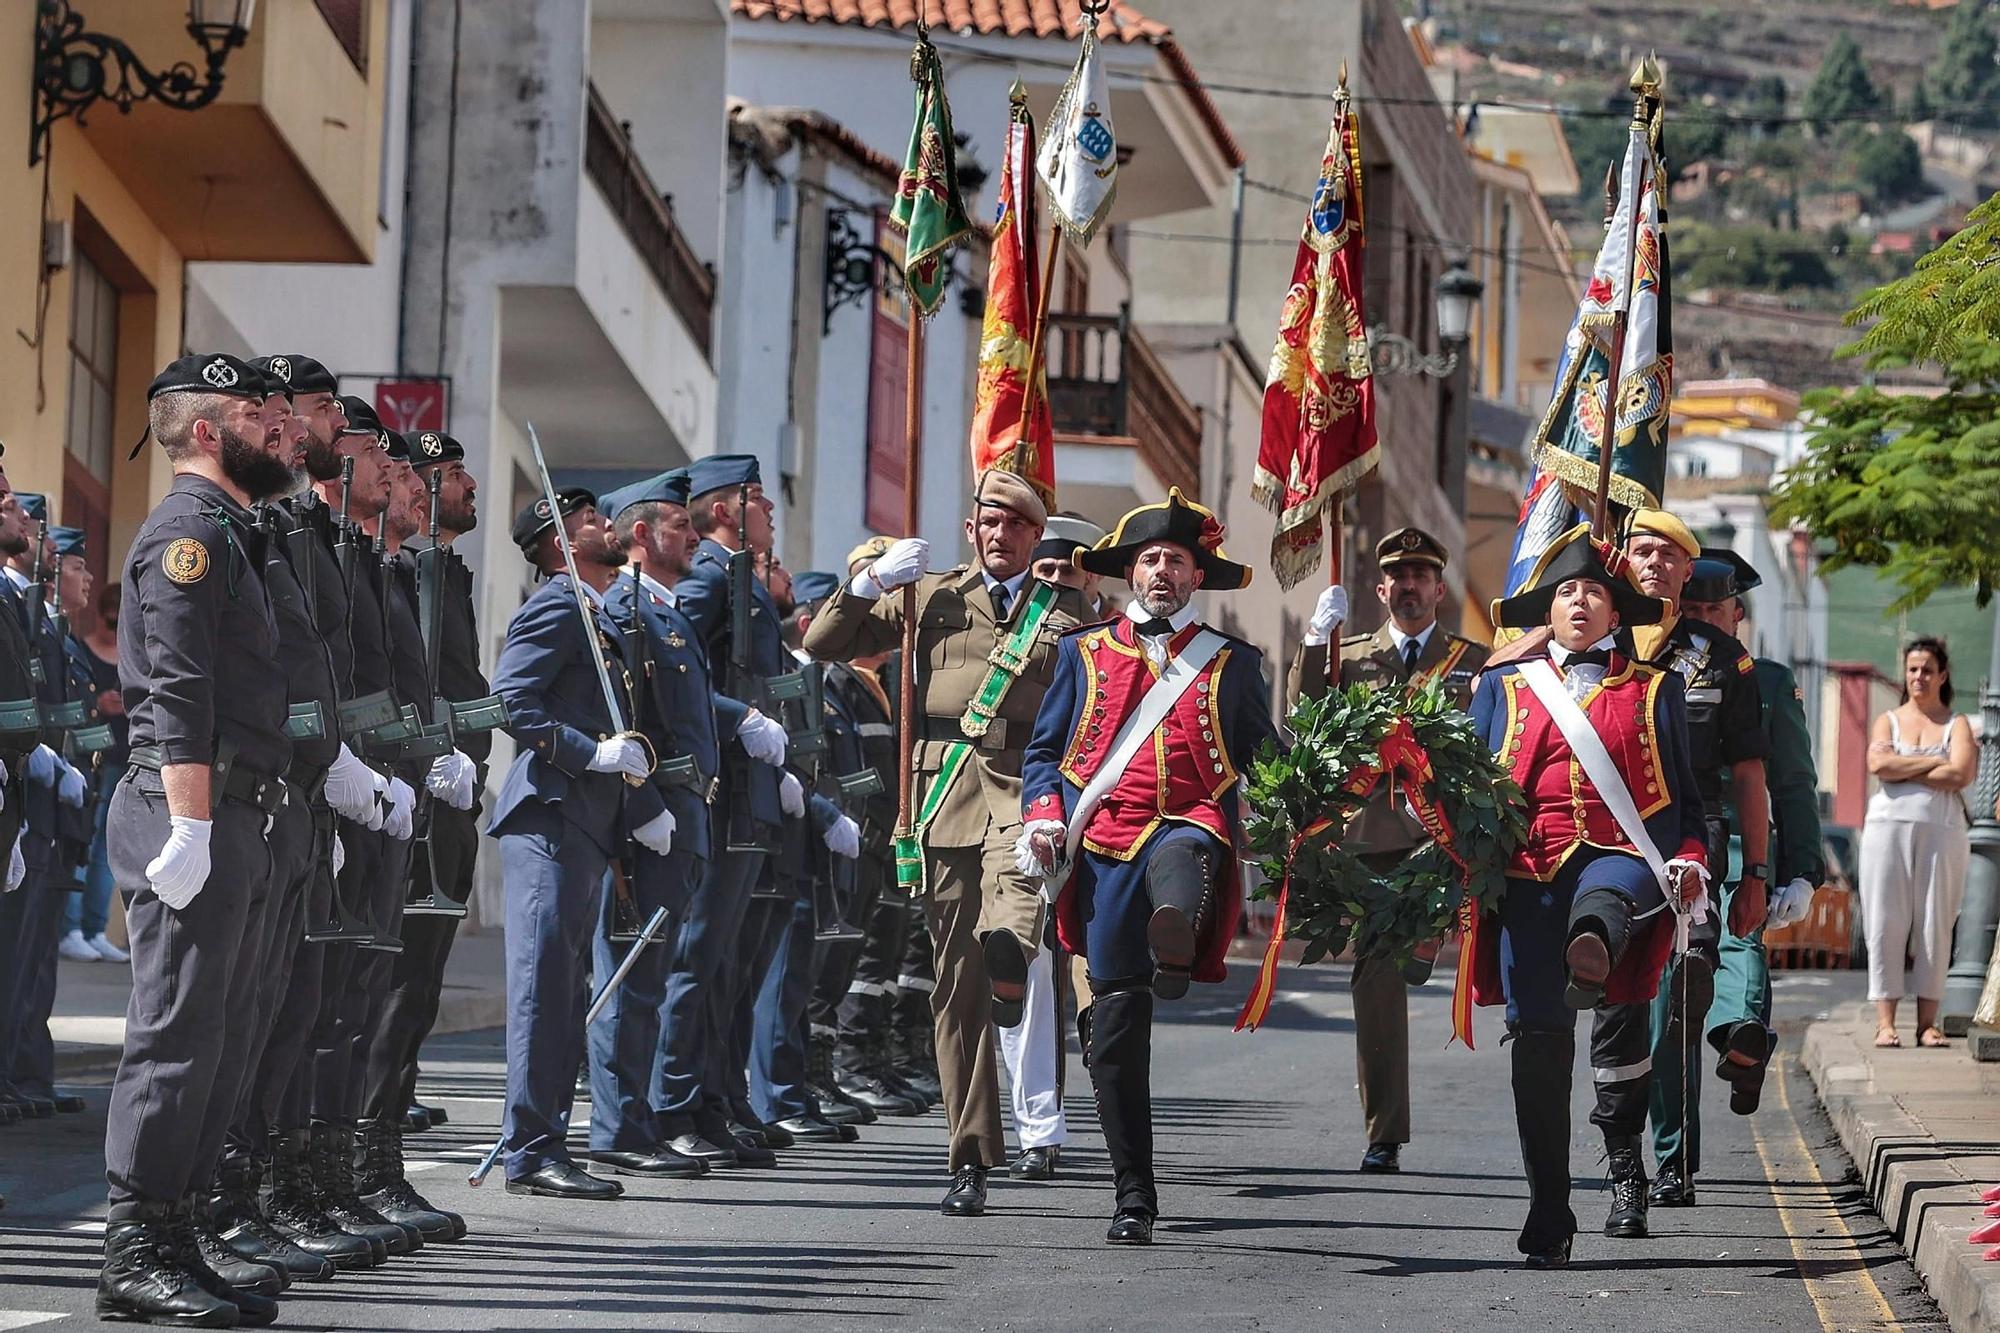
[656, 453, 793, 1167]
[585, 467, 729, 1180]
[95, 352, 297, 1327]
[488, 486, 676, 1199]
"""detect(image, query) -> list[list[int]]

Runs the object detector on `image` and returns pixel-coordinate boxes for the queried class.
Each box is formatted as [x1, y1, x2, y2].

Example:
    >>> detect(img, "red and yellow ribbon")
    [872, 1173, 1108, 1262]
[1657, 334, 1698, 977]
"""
[1235, 720, 1479, 1042]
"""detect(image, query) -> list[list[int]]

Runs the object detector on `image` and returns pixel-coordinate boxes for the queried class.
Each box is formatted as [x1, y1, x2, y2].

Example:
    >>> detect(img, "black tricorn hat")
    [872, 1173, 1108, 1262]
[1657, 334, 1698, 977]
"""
[1491, 523, 1666, 630]
[1078, 488, 1251, 591]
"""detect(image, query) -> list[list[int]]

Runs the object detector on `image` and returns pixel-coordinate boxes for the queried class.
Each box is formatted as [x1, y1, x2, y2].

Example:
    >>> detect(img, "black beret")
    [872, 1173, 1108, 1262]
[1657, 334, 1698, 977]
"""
[407, 430, 464, 467]
[147, 353, 265, 402]
[382, 430, 412, 464]
[336, 395, 383, 435]
[511, 487, 596, 556]
[250, 354, 337, 396]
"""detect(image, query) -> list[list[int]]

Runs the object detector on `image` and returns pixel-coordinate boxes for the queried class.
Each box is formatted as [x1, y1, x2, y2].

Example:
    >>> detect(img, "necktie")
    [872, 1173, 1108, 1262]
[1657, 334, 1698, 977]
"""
[1562, 649, 1612, 669]
[1402, 638, 1421, 677]
[1135, 618, 1176, 638]
[990, 583, 1011, 621]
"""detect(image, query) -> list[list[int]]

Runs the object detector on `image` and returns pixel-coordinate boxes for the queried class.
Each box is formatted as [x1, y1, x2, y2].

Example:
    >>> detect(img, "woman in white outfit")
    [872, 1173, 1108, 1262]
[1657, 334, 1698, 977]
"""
[1861, 637, 1976, 1048]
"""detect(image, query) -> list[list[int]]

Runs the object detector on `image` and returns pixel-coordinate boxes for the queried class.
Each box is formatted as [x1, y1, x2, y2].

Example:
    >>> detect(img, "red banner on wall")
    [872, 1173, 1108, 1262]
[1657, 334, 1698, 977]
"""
[375, 380, 449, 433]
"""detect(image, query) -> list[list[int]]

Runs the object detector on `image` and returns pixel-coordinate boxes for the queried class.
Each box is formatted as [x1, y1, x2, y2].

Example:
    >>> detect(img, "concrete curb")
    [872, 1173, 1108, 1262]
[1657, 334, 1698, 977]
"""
[1801, 1003, 2000, 1333]
[53, 983, 507, 1080]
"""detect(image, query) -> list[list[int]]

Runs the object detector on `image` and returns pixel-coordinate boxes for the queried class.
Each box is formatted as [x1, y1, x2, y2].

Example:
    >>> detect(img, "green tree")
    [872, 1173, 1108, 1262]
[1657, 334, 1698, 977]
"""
[1803, 32, 1885, 134]
[1772, 191, 2000, 608]
[1853, 130, 1929, 209]
[1745, 74, 1790, 126]
[1672, 106, 1730, 180]
[1927, 0, 2000, 129]
[1908, 81, 1935, 123]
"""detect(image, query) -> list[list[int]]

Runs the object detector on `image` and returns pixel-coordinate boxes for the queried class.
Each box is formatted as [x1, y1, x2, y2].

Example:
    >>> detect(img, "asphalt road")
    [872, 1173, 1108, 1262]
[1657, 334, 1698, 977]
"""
[0, 963, 1947, 1331]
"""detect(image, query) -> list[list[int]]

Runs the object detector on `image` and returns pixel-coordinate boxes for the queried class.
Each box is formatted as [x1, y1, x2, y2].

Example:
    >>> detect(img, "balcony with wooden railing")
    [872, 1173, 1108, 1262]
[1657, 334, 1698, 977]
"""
[583, 82, 715, 360]
[1045, 307, 1203, 498]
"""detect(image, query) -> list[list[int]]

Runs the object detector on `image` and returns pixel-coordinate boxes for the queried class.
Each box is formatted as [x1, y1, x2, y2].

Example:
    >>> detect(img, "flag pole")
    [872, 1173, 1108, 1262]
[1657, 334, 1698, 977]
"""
[892, 13, 935, 857]
[1591, 56, 1661, 542]
[1324, 63, 1354, 688]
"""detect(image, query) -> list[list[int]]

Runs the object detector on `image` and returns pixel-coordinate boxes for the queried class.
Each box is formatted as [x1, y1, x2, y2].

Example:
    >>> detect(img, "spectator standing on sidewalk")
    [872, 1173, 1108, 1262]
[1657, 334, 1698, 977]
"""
[1861, 636, 1976, 1049]
[61, 581, 127, 964]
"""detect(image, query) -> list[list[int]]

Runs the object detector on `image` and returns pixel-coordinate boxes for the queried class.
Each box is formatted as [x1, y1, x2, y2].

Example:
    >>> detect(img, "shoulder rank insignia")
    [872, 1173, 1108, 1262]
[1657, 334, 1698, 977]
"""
[162, 538, 210, 585]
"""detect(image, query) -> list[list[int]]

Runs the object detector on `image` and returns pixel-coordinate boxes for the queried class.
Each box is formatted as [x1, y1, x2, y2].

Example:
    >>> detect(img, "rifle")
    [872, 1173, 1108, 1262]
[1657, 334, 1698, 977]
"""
[46, 541, 113, 760]
[22, 520, 46, 685]
[330, 454, 416, 752]
[804, 662, 869, 943]
[403, 469, 467, 920]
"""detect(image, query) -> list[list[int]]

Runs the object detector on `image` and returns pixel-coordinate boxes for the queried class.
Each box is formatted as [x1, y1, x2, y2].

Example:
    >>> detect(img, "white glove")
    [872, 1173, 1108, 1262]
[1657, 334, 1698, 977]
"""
[779, 771, 806, 818]
[737, 710, 789, 767]
[383, 777, 416, 841]
[56, 758, 86, 808]
[426, 750, 477, 812]
[25, 744, 59, 786]
[1303, 585, 1349, 647]
[0, 761, 10, 812]
[824, 814, 861, 859]
[1013, 818, 1067, 878]
[850, 537, 930, 598]
[633, 806, 677, 856]
[3, 831, 23, 892]
[326, 744, 386, 826]
[146, 816, 213, 910]
[332, 833, 346, 877]
[1768, 877, 1816, 929]
[588, 735, 651, 780]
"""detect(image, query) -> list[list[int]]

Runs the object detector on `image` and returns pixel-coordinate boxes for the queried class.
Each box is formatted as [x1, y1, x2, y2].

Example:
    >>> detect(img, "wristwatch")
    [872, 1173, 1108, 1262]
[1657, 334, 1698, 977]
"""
[1743, 861, 1770, 881]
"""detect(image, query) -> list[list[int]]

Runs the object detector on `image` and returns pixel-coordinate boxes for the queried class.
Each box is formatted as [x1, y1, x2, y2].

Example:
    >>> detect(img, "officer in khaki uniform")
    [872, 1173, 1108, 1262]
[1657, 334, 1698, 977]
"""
[805, 468, 1084, 1217]
[1286, 527, 1487, 1173]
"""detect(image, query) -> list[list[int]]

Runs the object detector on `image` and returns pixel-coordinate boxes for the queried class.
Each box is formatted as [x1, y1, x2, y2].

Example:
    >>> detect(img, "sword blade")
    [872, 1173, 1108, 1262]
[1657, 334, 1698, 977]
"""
[524, 423, 629, 731]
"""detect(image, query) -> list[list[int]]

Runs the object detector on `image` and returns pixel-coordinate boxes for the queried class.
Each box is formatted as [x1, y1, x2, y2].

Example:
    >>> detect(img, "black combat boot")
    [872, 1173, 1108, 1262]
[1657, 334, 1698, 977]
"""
[312, 1121, 420, 1255]
[1603, 1135, 1650, 1239]
[357, 1118, 464, 1241]
[211, 1150, 335, 1281]
[169, 1200, 281, 1326]
[96, 1199, 240, 1328]
[1087, 986, 1159, 1240]
[264, 1128, 380, 1269]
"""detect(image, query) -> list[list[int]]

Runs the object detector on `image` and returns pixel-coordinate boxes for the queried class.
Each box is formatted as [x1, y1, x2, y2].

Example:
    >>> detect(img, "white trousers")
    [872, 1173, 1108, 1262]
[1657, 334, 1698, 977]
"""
[997, 945, 1066, 1149]
[1860, 814, 1970, 1002]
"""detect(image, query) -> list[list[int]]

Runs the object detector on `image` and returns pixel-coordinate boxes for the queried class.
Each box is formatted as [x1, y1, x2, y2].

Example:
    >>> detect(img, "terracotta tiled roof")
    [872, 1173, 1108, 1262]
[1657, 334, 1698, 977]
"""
[730, 0, 1244, 169]
[732, 1, 1166, 42]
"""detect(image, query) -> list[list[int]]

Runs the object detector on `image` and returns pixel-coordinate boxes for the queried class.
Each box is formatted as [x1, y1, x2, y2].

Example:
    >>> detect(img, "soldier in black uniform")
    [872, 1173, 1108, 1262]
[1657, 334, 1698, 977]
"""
[0, 468, 40, 1183]
[358, 428, 487, 1227]
[200, 360, 357, 1288]
[96, 353, 298, 1327]
[1618, 508, 1771, 1220]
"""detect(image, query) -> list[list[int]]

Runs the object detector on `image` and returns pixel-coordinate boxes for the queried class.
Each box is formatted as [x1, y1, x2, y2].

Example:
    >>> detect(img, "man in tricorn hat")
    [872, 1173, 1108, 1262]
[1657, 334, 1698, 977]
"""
[805, 467, 1084, 1217]
[1019, 489, 1277, 1244]
[1467, 524, 1710, 1270]
[1285, 525, 1488, 1175]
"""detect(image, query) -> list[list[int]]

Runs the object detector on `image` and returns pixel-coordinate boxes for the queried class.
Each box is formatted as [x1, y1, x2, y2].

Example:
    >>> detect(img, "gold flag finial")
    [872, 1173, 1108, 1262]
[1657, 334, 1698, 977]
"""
[1009, 79, 1027, 108]
[1335, 60, 1351, 106]
[1630, 53, 1663, 98]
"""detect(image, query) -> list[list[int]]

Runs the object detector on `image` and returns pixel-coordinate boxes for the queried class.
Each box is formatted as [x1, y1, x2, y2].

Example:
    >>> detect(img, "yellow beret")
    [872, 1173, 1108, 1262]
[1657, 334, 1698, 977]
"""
[1627, 508, 1699, 559]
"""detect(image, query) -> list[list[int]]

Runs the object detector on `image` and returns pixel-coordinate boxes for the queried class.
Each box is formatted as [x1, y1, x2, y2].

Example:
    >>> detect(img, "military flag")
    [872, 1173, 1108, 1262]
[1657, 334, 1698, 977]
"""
[1035, 9, 1119, 244]
[889, 34, 974, 317]
[969, 86, 1056, 508]
[1252, 82, 1378, 591]
[1527, 64, 1672, 517]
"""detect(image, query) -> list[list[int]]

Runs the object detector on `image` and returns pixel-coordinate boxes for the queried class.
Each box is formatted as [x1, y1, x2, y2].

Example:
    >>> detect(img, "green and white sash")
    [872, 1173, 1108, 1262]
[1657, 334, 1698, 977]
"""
[894, 579, 1061, 891]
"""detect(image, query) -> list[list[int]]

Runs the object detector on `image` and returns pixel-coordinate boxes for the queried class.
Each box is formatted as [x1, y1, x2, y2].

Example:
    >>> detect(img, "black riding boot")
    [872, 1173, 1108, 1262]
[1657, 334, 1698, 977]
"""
[1086, 986, 1157, 1229]
[1143, 837, 1220, 1001]
[96, 1199, 240, 1327]
[1510, 1025, 1578, 1266]
[264, 1128, 380, 1269]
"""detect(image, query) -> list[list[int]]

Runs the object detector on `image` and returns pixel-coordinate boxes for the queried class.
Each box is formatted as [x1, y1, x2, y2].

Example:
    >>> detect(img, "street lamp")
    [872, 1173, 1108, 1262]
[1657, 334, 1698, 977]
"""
[1368, 261, 1484, 379]
[31, 0, 259, 166]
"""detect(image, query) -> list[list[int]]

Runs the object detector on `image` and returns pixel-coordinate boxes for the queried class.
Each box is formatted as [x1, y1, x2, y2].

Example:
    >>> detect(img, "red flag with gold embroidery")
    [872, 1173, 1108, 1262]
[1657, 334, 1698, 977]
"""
[968, 86, 1055, 509]
[1252, 84, 1377, 591]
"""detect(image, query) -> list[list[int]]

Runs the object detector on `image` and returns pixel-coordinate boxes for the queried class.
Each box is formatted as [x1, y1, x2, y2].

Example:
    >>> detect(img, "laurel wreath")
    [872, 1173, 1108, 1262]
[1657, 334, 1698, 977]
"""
[1244, 679, 1527, 969]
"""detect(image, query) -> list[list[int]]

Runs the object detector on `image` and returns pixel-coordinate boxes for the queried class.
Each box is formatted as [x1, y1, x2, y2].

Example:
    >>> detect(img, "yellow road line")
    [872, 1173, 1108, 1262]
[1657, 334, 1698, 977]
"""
[1749, 1061, 1902, 1329]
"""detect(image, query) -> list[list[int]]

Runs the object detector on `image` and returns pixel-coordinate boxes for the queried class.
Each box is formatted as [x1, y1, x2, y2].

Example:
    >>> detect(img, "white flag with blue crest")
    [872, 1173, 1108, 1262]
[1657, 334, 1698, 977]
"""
[1036, 20, 1118, 245]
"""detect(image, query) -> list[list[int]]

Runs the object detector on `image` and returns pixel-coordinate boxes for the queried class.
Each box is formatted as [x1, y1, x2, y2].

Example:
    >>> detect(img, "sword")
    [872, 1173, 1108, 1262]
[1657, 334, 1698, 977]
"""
[524, 422, 653, 786]
[465, 904, 673, 1187]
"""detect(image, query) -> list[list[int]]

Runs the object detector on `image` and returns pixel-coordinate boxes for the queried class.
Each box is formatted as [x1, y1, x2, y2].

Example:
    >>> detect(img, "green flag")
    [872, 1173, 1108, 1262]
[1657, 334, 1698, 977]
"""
[889, 38, 973, 318]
